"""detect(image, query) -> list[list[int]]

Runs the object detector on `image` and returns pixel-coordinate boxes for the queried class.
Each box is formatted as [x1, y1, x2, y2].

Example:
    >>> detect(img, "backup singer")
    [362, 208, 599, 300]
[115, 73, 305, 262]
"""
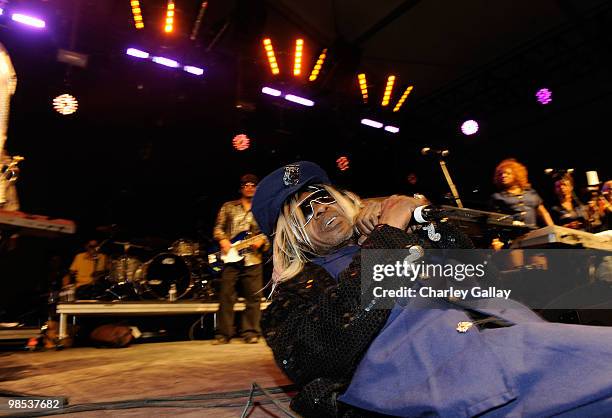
[550, 175, 590, 230]
[252, 161, 612, 417]
[490, 158, 554, 227]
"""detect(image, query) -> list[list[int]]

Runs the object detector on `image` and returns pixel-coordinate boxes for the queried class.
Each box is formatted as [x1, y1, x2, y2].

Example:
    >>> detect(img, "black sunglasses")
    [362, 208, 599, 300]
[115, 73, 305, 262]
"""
[295, 188, 336, 227]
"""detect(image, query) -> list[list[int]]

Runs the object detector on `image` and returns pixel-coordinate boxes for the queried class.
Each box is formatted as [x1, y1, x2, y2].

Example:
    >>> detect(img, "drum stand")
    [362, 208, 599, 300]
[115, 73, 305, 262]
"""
[104, 286, 129, 300]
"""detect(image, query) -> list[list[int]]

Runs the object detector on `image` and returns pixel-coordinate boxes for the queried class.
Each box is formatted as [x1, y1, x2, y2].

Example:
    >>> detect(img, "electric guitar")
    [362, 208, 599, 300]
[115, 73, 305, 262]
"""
[208, 232, 266, 270]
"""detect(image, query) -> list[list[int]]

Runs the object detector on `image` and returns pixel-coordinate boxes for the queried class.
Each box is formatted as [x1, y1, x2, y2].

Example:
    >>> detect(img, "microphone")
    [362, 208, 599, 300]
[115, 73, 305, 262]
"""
[356, 199, 446, 245]
[421, 147, 449, 157]
[363, 197, 446, 224]
[412, 205, 446, 224]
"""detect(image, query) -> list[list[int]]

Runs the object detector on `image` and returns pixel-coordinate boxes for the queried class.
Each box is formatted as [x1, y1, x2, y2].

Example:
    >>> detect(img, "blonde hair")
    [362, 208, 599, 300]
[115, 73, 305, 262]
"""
[271, 184, 361, 285]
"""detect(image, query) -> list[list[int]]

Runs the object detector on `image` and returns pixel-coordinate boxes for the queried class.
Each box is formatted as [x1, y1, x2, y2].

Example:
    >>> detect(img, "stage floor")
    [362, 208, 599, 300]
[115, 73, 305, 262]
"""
[0, 340, 293, 417]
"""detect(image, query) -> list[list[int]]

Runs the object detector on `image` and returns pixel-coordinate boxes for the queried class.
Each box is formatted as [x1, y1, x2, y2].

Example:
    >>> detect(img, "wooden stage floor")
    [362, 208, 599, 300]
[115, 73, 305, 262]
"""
[0, 340, 294, 417]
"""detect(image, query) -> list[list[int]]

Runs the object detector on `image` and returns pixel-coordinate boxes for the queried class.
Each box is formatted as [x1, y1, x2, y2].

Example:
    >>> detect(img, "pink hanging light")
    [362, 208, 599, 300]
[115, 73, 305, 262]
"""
[232, 134, 250, 151]
[336, 156, 350, 171]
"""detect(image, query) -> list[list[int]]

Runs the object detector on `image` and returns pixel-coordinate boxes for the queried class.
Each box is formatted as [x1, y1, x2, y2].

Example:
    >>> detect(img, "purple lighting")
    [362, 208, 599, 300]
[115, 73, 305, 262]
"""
[361, 118, 383, 129]
[285, 94, 314, 107]
[536, 88, 552, 105]
[12, 13, 46, 28]
[125, 49, 205, 77]
[261, 87, 282, 97]
[461, 119, 479, 136]
[126, 48, 149, 59]
[183, 66, 204, 76]
[384, 125, 400, 134]
[151, 56, 179, 68]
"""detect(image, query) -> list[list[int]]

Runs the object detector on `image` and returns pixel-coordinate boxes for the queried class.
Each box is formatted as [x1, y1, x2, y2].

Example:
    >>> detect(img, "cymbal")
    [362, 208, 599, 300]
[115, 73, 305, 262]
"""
[97, 239, 153, 254]
[103, 237, 170, 252]
[112, 240, 150, 250]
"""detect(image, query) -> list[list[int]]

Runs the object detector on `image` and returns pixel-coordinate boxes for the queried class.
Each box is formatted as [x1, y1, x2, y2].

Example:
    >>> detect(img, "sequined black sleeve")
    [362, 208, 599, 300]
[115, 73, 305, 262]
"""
[262, 225, 424, 386]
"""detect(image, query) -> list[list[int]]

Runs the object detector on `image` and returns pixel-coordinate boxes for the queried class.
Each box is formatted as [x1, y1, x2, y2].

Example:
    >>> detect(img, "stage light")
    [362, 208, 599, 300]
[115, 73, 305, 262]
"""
[308, 48, 327, 82]
[232, 134, 250, 151]
[336, 156, 350, 171]
[536, 88, 552, 105]
[293, 39, 303, 76]
[461, 119, 479, 135]
[130, 0, 144, 29]
[183, 65, 203, 75]
[285, 94, 314, 106]
[0, 9, 3, 16]
[261, 87, 282, 96]
[164, 0, 175, 33]
[393, 85, 413, 112]
[53, 94, 78, 115]
[126, 49, 205, 77]
[190, 1, 208, 40]
[263, 38, 280, 75]
[152, 56, 179, 68]
[358, 73, 368, 103]
[381, 75, 395, 106]
[361, 118, 383, 128]
[384, 125, 400, 133]
[12, 13, 46, 28]
[126, 48, 149, 59]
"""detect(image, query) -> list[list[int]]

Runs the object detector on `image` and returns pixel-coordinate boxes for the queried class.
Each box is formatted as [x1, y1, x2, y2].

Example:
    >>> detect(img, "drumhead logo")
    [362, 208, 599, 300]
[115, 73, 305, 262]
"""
[283, 164, 300, 186]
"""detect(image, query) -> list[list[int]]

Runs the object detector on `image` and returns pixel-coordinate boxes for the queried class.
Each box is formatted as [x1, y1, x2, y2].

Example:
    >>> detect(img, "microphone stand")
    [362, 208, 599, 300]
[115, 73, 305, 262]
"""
[437, 157, 464, 208]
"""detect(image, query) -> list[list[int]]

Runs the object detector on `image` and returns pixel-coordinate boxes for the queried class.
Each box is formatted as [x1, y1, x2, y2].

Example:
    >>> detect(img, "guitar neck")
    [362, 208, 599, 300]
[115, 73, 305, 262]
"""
[232, 234, 264, 251]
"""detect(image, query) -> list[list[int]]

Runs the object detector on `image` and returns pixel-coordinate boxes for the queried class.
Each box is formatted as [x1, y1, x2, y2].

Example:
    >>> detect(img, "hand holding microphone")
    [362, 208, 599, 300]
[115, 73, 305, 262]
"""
[379, 195, 430, 230]
[356, 194, 435, 237]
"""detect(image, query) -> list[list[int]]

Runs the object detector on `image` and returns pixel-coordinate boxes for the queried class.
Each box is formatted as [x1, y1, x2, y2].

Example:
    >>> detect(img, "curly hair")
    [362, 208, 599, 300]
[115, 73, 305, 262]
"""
[493, 158, 531, 190]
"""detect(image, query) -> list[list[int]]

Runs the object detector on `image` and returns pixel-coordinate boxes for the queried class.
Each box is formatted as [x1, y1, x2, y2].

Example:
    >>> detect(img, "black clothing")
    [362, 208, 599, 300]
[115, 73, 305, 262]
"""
[550, 202, 587, 229]
[217, 262, 263, 339]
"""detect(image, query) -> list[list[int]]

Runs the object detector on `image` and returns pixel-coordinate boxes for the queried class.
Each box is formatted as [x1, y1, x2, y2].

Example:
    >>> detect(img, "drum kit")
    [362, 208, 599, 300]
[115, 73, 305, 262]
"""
[86, 238, 217, 302]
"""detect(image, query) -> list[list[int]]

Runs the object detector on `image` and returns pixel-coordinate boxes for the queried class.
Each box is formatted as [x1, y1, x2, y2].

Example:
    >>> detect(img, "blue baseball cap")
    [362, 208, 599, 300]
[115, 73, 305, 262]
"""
[252, 161, 331, 236]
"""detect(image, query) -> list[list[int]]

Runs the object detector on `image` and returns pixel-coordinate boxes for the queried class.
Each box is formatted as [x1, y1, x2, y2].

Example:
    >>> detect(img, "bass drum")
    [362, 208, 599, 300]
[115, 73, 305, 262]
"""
[137, 253, 193, 300]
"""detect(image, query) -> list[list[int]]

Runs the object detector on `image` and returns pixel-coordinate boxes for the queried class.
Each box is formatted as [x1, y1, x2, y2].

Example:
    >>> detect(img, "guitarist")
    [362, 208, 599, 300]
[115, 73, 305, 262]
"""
[213, 174, 269, 344]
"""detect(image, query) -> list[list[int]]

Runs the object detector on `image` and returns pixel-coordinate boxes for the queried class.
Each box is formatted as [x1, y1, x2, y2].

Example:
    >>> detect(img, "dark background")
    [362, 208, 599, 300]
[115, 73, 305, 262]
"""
[1, 0, 610, 320]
